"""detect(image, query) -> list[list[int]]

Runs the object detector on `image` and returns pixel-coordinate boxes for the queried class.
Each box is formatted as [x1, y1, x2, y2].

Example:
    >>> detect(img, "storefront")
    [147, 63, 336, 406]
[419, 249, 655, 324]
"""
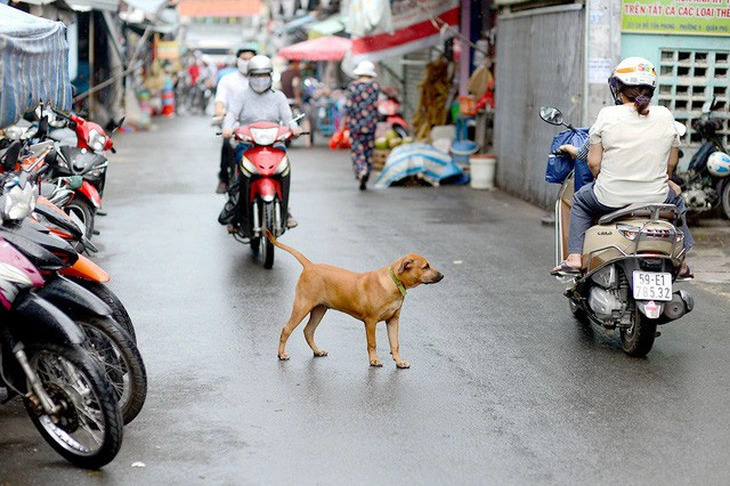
[620, 0, 730, 163]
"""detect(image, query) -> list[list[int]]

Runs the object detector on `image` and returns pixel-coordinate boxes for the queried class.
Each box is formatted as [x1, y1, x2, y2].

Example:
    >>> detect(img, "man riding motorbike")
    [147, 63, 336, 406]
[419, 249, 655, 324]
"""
[551, 57, 694, 279]
[221, 55, 301, 232]
[213, 47, 257, 194]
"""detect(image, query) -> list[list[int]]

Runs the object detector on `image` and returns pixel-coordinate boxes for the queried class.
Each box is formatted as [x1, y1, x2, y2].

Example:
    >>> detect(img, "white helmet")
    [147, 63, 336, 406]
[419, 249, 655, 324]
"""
[247, 55, 273, 76]
[707, 151, 730, 178]
[609, 57, 657, 104]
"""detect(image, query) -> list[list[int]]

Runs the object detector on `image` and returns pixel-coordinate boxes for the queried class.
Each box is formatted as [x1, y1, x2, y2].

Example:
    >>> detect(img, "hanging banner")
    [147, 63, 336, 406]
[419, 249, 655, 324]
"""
[621, 0, 730, 36]
[349, 0, 459, 63]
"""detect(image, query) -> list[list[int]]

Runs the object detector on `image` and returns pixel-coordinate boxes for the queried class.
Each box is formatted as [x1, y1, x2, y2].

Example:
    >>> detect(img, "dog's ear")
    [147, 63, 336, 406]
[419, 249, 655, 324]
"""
[398, 258, 413, 274]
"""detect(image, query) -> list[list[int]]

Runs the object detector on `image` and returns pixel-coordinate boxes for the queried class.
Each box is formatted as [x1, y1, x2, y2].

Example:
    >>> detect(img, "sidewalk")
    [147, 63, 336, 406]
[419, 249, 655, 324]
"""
[688, 218, 730, 297]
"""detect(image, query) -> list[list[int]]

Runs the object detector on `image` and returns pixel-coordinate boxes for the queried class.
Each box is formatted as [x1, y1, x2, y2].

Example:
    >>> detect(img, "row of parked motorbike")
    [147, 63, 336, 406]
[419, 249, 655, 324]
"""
[0, 105, 145, 469]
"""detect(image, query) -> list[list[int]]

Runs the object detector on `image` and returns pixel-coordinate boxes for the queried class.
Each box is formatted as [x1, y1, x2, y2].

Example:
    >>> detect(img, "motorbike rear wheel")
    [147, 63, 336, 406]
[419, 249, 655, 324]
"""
[77, 316, 147, 425]
[721, 181, 730, 219]
[261, 202, 276, 269]
[620, 308, 657, 357]
[70, 279, 137, 343]
[24, 342, 123, 469]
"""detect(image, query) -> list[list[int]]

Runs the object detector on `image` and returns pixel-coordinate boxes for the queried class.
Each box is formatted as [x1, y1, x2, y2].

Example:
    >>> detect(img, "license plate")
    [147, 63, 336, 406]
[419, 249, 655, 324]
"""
[632, 271, 672, 302]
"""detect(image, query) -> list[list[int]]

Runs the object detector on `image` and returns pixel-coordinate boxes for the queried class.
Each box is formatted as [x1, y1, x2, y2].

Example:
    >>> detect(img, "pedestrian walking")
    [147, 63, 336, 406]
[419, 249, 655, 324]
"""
[343, 61, 380, 190]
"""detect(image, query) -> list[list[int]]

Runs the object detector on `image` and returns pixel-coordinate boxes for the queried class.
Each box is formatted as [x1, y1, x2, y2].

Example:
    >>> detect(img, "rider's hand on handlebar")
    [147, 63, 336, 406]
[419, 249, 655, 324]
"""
[292, 127, 303, 137]
[222, 128, 233, 139]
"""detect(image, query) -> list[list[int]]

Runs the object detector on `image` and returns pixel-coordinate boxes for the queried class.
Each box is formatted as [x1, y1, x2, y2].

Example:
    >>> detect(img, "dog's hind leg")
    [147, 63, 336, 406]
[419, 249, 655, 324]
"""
[278, 299, 314, 360]
[303, 305, 328, 357]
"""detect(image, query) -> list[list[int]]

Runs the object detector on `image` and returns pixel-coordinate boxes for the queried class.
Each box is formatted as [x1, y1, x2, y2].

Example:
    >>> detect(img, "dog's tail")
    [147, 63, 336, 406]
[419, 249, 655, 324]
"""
[264, 229, 311, 267]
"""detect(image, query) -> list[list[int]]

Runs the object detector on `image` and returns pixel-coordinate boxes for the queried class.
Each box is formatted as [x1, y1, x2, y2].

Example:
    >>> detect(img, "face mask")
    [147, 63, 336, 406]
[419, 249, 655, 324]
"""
[250, 76, 272, 94]
[237, 58, 249, 75]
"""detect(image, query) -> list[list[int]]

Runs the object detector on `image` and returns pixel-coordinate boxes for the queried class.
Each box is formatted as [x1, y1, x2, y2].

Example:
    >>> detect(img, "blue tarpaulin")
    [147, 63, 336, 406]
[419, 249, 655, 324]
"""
[0, 5, 71, 128]
[374, 143, 465, 188]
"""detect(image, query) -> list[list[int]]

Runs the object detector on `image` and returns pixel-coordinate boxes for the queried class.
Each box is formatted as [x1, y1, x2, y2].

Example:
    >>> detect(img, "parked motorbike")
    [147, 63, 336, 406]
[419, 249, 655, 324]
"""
[0, 169, 145, 424]
[672, 97, 730, 218]
[0, 190, 123, 468]
[224, 121, 300, 268]
[541, 106, 694, 357]
[377, 87, 409, 138]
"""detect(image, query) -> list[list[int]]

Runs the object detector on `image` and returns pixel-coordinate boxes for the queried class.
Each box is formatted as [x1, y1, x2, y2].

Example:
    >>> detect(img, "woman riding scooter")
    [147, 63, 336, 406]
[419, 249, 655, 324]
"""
[551, 57, 694, 279]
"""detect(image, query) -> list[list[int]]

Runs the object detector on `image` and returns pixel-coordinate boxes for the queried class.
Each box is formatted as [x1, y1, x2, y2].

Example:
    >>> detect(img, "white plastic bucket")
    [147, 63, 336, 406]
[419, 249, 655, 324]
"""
[470, 154, 496, 190]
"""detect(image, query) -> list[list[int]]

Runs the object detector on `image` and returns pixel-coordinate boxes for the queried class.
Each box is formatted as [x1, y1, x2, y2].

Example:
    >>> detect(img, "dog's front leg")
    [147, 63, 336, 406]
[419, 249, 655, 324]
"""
[386, 315, 410, 369]
[364, 320, 382, 367]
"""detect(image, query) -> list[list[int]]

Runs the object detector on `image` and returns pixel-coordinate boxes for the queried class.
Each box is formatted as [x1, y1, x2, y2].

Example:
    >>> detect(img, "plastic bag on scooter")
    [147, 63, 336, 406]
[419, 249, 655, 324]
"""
[545, 128, 589, 184]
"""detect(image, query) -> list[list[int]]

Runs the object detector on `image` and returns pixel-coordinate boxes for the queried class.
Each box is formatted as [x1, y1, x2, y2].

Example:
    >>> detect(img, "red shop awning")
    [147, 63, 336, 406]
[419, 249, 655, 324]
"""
[350, 0, 459, 63]
[278, 36, 352, 61]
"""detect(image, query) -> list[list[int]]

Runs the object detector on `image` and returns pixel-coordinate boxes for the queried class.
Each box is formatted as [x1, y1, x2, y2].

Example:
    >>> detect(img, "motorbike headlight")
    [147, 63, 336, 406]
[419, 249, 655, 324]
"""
[274, 155, 290, 175]
[249, 127, 279, 146]
[1, 182, 37, 221]
[88, 129, 107, 153]
[240, 156, 258, 176]
[617, 224, 641, 241]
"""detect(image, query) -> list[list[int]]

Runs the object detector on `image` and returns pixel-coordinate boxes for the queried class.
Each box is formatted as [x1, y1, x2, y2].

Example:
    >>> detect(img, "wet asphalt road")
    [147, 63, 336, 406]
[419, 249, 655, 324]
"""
[2, 116, 730, 485]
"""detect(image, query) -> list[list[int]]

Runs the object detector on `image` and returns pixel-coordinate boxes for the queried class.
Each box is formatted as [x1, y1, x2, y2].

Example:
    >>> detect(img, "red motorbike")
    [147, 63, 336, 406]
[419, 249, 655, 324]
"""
[225, 122, 296, 269]
[377, 87, 409, 138]
[47, 106, 122, 237]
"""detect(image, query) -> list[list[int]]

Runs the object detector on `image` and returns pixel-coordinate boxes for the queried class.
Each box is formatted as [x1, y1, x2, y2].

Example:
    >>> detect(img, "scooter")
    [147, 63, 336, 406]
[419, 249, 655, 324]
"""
[672, 97, 730, 218]
[377, 87, 409, 138]
[223, 121, 301, 269]
[541, 106, 694, 357]
[0, 170, 145, 424]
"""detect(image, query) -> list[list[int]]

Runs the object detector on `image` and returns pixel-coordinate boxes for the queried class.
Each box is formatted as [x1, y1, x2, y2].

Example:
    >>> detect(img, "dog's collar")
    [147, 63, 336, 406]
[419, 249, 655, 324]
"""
[388, 267, 407, 297]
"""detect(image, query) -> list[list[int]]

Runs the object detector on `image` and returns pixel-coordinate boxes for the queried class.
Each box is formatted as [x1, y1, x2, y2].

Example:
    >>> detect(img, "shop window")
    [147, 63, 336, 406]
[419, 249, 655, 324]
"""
[659, 48, 730, 155]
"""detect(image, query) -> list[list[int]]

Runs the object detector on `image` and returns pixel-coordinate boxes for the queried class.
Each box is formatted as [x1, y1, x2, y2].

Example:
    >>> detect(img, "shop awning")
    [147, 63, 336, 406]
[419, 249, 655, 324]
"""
[0, 5, 71, 127]
[306, 15, 347, 39]
[277, 35, 352, 61]
[350, 0, 459, 63]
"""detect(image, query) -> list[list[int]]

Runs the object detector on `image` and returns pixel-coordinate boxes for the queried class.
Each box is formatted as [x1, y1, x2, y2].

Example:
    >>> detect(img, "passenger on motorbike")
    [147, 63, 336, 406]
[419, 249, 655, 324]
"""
[552, 57, 694, 278]
[213, 47, 257, 194]
[222, 55, 302, 230]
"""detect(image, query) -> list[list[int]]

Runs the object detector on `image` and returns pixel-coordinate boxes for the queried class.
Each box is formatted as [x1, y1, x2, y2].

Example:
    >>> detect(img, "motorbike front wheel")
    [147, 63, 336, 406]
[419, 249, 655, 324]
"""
[65, 198, 96, 239]
[24, 343, 123, 469]
[261, 202, 276, 269]
[620, 308, 657, 357]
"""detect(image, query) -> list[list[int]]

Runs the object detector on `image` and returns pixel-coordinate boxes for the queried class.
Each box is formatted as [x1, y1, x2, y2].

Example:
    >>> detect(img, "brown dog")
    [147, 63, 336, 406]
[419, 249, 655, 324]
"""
[266, 230, 443, 368]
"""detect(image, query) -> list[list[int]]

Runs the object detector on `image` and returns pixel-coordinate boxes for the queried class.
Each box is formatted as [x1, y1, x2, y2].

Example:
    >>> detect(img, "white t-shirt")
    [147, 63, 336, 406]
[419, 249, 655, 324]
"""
[214, 71, 248, 108]
[589, 104, 680, 207]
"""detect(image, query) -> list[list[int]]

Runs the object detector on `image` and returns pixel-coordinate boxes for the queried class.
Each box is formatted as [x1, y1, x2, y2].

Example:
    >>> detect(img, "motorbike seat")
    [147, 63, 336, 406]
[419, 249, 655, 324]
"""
[598, 203, 680, 225]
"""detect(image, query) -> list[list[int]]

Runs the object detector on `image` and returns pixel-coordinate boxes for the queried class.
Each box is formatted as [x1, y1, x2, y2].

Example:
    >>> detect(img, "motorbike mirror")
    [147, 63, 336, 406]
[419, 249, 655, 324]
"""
[702, 96, 716, 113]
[36, 116, 49, 139]
[539, 106, 564, 126]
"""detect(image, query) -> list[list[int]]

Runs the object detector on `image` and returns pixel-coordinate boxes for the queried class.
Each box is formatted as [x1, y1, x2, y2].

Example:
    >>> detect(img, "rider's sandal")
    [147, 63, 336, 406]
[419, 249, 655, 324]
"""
[550, 261, 582, 276]
[676, 266, 694, 282]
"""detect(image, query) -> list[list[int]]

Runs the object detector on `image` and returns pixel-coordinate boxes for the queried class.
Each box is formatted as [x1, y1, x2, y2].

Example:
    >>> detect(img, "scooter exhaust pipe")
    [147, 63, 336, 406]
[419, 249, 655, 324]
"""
[662, 290, 694, 321]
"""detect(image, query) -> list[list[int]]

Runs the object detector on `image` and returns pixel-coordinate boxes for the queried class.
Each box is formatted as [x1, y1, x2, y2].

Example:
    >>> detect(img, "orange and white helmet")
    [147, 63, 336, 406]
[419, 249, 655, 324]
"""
[609, 57, 657, 104]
